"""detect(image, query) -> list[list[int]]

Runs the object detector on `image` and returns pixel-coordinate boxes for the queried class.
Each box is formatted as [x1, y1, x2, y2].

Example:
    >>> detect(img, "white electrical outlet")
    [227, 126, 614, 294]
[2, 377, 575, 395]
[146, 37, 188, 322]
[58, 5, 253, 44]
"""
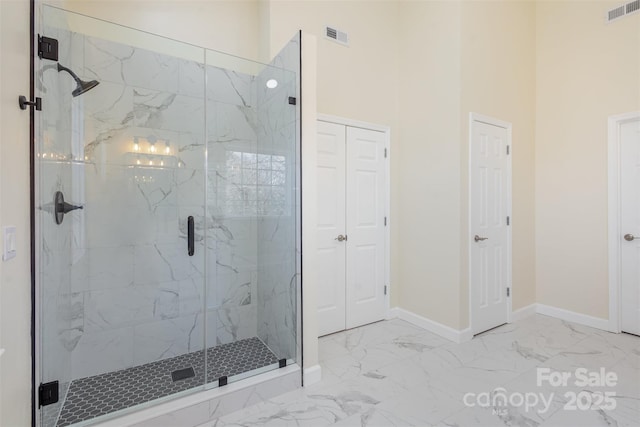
[2, 226, 17, 261]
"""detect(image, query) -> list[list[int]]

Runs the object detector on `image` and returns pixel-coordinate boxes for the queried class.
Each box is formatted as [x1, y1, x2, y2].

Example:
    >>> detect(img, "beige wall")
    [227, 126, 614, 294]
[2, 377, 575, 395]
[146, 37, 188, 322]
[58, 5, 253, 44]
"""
[300, 33, 319, 370]
[1, 1, 32, 425]
[396, 0, 462, 328]
[57, 0, 261, 60]
[460, 0, 537, 324]
[265, 0, 400, 127]
[264, 1, 402, 312]
[395, 0, 537, 330]
[0, 0, 4, 422]
[535, 1, 640, 320]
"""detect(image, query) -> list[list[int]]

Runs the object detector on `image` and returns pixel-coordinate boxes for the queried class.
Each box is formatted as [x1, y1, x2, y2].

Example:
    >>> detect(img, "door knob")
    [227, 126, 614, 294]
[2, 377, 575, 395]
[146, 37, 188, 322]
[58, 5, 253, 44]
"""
[474, 235, 488, 242]
[624, 234, 635, 241]
[335, 234, 347, 242]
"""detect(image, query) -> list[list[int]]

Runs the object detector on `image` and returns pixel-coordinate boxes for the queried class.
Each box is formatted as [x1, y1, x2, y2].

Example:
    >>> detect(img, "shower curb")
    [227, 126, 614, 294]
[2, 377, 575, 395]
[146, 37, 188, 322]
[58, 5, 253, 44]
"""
[89, 365, 301, 427]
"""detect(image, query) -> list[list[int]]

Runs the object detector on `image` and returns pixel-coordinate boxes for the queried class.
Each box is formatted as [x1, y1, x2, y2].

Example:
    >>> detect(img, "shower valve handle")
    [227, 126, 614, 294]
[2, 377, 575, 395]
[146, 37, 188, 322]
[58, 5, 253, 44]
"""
[57, 201, 83, 214]
[53, 191, 83, 225]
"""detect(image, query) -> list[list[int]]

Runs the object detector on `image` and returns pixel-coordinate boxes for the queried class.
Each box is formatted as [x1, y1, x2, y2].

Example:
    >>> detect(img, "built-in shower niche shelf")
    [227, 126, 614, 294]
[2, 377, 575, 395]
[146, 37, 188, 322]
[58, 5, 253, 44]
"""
[37, 152, 93, 164]
[124, 152, 179, 170]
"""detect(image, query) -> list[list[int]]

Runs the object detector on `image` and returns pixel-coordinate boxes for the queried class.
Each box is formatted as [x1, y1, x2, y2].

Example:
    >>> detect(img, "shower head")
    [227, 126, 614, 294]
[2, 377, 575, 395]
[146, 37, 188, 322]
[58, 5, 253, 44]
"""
[57, 63, 100, 97]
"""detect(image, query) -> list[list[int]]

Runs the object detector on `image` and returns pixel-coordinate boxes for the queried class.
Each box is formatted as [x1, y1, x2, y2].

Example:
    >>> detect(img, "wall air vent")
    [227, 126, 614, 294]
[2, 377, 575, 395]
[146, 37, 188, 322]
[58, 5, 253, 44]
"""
[607, 0, 640, 22]
[325, 25, 349, 46]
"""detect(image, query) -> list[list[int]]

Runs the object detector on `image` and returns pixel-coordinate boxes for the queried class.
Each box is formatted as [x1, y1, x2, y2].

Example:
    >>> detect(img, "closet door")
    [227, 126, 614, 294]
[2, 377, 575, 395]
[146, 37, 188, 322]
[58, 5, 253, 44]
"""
[345, 127, 386, 329]
[316, 121, 347, 336]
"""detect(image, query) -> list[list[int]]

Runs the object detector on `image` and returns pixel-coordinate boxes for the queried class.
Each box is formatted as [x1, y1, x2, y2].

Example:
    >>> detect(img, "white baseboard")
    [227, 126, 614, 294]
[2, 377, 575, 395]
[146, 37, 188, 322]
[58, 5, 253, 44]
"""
[388, 307, 472, 344]
[511, 304, 537, 322]
[303, 365, 322, 386]
[388, 303, 611, 346]
[535, 303, 610, 332]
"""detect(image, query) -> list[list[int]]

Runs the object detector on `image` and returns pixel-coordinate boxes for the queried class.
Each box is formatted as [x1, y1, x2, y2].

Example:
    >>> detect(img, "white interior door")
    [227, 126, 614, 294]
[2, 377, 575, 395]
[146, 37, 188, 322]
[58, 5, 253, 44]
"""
[470, 118, 511, 335]
[316, 121, 347, 336]
[345, 127, 386, 329]
[620, 117, 640, 336]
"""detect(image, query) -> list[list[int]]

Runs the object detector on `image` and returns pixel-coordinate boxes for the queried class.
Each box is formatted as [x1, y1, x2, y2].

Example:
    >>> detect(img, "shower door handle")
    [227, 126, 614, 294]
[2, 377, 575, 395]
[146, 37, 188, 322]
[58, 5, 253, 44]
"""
[187, 216, 194, 256]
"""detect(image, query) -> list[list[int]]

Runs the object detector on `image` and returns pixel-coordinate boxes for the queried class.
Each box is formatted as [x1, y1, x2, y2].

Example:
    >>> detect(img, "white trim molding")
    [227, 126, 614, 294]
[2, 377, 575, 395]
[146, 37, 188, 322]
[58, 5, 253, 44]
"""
[511, 304, 537, 322]
[390, 303, 613, 345]
[317, 114, 390, 133]
[388, 307, 473, 343]
[303, 365, 322, 386]
[608, 111, 640, 333]
[468, 113, 513, 334]
[536, 304, 610, 332]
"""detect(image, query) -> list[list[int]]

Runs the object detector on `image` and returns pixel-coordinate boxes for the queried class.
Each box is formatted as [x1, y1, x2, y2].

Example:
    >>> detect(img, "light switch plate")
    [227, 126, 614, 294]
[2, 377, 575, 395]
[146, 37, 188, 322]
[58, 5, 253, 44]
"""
[2, 226, 17, 261]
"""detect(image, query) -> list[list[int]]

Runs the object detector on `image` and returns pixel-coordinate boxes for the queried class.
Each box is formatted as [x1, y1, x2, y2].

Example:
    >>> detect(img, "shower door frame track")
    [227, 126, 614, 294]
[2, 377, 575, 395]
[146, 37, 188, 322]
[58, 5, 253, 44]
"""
[30, 0, 37, 426]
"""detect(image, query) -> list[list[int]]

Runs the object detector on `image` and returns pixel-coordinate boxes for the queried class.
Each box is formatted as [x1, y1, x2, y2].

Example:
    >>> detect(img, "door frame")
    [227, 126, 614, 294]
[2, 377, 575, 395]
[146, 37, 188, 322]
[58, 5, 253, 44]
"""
[316, 114, 391, 320]
[607, 111, 640, 333]
[468, 112, 513, 334]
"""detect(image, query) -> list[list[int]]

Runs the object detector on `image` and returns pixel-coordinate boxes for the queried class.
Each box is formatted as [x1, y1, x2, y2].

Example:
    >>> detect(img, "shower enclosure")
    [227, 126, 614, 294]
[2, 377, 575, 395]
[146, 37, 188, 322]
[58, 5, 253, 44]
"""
[34, 5, 301, 426]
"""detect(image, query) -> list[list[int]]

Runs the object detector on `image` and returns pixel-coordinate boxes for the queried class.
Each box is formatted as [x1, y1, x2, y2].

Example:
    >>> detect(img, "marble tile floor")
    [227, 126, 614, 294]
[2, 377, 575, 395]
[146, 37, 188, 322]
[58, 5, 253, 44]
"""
[202, 314, 640, 427]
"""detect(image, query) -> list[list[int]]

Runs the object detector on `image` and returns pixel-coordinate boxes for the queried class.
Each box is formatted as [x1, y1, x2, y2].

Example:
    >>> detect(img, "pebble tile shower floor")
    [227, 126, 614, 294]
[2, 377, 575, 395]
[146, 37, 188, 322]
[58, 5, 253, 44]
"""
[56, 337, 279, 426]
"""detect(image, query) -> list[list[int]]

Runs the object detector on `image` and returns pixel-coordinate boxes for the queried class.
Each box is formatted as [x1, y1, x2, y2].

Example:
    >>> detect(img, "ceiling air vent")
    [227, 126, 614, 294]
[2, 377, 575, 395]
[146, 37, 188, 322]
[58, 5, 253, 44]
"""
[607, 0, 640, 22]
[325, 25, 349, 47]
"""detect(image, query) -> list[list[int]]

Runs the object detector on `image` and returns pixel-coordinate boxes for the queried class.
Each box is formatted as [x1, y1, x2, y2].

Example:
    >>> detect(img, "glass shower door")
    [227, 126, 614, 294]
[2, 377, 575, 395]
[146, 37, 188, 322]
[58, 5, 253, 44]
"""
[36, 6, 207, 426]
[203, 33, 301, 387]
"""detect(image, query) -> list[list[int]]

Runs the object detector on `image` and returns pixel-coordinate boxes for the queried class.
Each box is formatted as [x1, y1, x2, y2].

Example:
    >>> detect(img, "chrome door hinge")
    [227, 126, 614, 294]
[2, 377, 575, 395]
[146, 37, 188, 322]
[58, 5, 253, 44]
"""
[384, 285, 388, 295]
[507, 287, 510, 297]
[506, 216, 510, 226]
[506, 145, 510, 155]
[384, 216, 387, 226]
[384, 148, 388, 158]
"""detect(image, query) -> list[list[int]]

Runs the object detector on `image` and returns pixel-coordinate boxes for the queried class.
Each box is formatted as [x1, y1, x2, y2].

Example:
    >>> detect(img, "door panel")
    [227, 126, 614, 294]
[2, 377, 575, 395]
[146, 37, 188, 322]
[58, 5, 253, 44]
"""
[470, 120, 510, 334]
[620, 118, 640, 335]
[346, 127, 386, 329]
[316, 121, 347, 336]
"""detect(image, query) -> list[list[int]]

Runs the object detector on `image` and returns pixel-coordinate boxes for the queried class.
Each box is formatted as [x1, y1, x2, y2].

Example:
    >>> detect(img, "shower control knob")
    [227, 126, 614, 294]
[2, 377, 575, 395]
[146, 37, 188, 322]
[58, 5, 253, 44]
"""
[53, 191, 83, 225]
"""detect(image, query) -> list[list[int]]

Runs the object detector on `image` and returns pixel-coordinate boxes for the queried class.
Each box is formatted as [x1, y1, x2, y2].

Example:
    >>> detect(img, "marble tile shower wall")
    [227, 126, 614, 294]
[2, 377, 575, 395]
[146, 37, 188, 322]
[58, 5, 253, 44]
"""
[38, 25, 82, 426]
[39, 31, 263, 381]
[205, 64, 260, 350]
[256, 34, 300, 361]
